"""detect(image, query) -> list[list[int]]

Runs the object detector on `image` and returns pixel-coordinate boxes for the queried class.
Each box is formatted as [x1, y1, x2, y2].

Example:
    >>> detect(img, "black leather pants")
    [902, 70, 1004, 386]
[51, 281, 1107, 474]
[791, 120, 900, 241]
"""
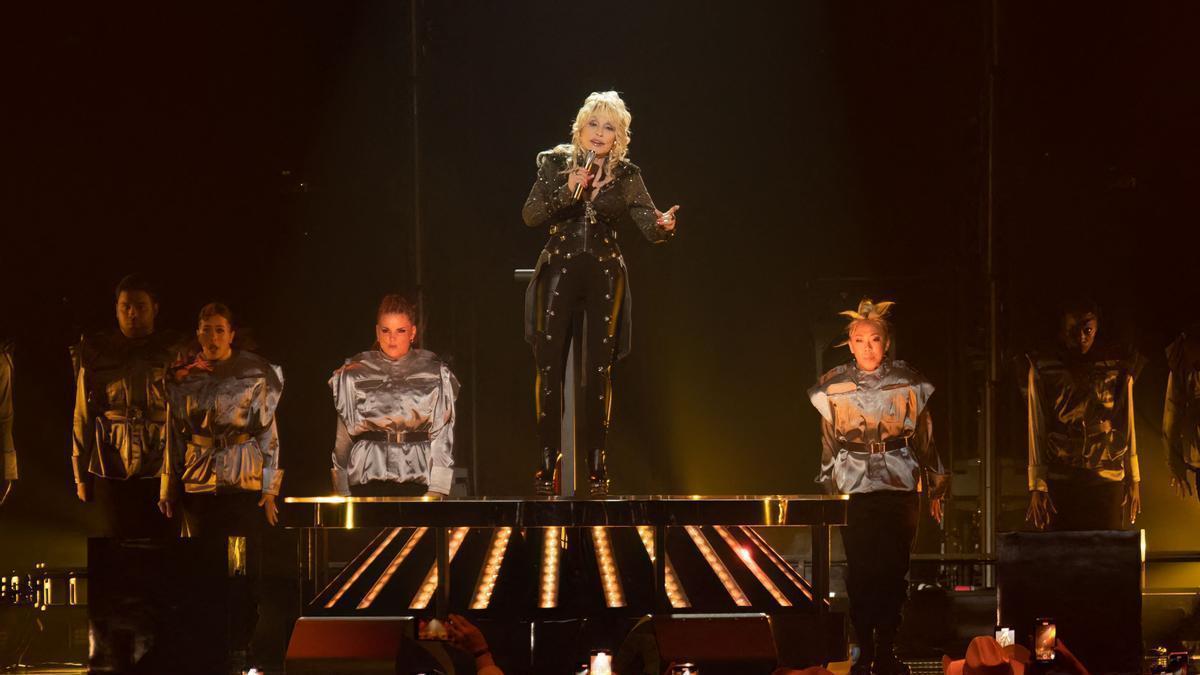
[532, 251, 625, 486]
[843, 491, 919, 636]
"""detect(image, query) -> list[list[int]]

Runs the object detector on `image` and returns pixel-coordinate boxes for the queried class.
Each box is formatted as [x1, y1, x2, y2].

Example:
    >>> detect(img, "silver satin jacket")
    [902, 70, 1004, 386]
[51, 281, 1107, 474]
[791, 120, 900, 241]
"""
[1025, 347, 1142, 491]
[329, 349, 458, 496]
[1165, 332, 1200, 477]
[71, 330, 187, 484]
[809, 360, 949, 497]
[161, 350, 284, 499]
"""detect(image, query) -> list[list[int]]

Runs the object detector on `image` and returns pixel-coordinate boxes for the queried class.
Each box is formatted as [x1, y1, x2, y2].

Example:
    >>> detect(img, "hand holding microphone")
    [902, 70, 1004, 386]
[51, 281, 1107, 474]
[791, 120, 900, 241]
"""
[569, 150, 598, 201]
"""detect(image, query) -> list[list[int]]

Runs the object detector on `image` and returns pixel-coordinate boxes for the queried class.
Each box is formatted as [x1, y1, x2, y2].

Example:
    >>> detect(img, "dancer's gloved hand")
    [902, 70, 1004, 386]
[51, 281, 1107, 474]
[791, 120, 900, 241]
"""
[929, 495, 944, 525]
[1025, 490, 1055, 530]
[157, 498, 175, 519]
[76, 482, 91, 503]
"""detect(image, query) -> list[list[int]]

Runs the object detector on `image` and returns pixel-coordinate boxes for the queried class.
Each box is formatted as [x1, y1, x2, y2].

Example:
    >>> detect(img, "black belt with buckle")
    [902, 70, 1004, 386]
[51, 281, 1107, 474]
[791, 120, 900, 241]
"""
[190, 432, 254, 448]
[842, 436, 911, 454]
[353, 430, 431, 444]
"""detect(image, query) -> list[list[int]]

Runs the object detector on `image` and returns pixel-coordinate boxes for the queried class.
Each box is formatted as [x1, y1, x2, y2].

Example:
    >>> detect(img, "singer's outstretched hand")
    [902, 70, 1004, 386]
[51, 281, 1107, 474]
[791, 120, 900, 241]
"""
[656, 205, 680, 231]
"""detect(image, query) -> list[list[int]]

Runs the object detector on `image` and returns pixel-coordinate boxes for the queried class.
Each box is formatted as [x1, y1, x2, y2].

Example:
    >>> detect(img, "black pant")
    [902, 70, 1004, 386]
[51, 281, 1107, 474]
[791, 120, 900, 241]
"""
[182, 491, 264, 538]
[1046, 478, 1124, 531]
[532, 252, 624, 458]
[92, 475, 179, 539]
[842, 491, 920, 635]
[349, 480, 427, 497]
[182, 491, 264, 653]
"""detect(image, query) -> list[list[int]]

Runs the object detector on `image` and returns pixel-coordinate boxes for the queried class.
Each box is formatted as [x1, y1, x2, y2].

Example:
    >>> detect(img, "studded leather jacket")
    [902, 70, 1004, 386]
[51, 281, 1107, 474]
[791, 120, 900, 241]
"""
[71, 330, 188, 484]
[809, 360, 949, 498]
[161, 350, 284, 498]
[329, 349, 458, 496]
[1164, 332, 1200, 479]
[1025, 346, 1143, 491]
[521, 149, 673, 360]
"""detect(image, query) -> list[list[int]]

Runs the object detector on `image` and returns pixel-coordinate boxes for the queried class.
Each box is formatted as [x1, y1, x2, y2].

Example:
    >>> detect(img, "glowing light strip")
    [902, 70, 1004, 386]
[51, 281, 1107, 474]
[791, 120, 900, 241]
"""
[358, 526, 427, 609]
[740, 526, 813, 600]
[636, 526, 690, 608]
[685, 525, 750, 607]
[410, 527, 470, 609]
[539, 527, 562, 608]
[470, 527, 512, 609]
[591, 527, 626, 608]
[714, 526, 791, 606]
[326, 528, 404, 608]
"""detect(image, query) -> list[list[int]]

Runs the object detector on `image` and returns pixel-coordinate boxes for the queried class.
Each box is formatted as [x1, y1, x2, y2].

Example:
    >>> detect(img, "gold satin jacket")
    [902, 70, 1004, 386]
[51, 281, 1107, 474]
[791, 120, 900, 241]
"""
[1164, 332, 1200, 478]
[1025, 347, 1143, 491]
[71, 330, 187, 484]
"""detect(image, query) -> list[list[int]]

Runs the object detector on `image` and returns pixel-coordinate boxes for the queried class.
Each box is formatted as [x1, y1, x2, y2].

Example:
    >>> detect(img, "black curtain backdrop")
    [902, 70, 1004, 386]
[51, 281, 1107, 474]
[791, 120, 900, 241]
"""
[2, 1, 1196, 574]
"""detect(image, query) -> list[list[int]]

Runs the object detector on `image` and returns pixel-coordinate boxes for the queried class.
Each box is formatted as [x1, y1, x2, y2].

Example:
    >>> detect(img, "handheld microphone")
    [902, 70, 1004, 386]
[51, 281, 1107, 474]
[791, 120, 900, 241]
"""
[572, 150, 598, 201]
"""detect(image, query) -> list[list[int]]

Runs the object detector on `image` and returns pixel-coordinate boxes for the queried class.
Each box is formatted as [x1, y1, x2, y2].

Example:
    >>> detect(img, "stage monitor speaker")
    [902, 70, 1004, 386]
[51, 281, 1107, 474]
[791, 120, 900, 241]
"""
[287, 617, 413, 674]
[88, 537, 231, 674]
[998, 530, 1142, 674]
[652, 614, 779, 675]
[286, 616, 467, 674]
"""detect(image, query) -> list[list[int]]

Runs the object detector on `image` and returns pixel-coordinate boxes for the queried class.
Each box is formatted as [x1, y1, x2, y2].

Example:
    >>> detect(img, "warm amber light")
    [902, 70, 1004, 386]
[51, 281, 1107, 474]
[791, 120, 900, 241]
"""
[740, 526, 813, 600]
[685, 526, 750, 606]
[410, 527, 470, 609]
[635, 525, 690, 608]
[358, 526, 427, 609]
[540, 527, 562, 608]
[470, 527, 512, 610]
[592, 527, 626, 608]
[327, 528, 404, 608]
[715, 526, 790, 606]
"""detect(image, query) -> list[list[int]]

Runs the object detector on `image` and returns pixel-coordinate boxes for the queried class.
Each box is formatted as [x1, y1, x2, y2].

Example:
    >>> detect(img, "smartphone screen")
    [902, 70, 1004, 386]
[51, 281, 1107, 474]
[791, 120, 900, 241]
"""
[1034, 618, 1056, 662]
[589, 650, 613, 675]
[994, 626, 1015, 648]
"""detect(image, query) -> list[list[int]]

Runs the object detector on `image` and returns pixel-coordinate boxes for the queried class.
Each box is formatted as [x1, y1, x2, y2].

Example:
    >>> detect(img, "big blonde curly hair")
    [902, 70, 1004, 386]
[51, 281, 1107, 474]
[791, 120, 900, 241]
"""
[551, 91, 632, 182]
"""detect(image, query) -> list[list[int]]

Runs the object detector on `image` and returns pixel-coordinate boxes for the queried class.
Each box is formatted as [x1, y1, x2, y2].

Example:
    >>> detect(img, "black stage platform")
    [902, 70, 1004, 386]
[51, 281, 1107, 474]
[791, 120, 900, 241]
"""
[283, 495, 849, 670]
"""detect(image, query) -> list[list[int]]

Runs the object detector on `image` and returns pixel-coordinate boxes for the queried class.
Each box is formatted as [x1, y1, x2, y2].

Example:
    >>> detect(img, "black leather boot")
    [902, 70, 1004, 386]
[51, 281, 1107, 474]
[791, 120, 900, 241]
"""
[534, 447, 559, 496]
[588, 448, 610, 497]
[872, 627, 908, 675]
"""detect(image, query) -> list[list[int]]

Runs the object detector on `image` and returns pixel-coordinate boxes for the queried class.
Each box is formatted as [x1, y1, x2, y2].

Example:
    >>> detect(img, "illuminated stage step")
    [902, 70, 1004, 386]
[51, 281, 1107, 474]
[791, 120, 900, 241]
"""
[286, 495, 845, 616]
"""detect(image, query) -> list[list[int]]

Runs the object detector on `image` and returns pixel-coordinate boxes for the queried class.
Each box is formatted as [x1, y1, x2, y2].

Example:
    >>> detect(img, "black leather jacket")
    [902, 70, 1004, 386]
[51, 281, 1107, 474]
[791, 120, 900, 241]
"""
[521, 149, 672, 359]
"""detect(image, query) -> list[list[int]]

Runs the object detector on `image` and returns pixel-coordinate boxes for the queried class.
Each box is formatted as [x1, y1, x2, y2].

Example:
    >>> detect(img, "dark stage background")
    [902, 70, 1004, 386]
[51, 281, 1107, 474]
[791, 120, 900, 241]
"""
[2, 2, 1197, 579]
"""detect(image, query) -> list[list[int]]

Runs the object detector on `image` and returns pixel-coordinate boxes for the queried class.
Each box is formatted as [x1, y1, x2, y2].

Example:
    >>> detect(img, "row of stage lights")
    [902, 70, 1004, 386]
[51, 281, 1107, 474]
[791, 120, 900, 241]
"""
[325, 523, 809, 611]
